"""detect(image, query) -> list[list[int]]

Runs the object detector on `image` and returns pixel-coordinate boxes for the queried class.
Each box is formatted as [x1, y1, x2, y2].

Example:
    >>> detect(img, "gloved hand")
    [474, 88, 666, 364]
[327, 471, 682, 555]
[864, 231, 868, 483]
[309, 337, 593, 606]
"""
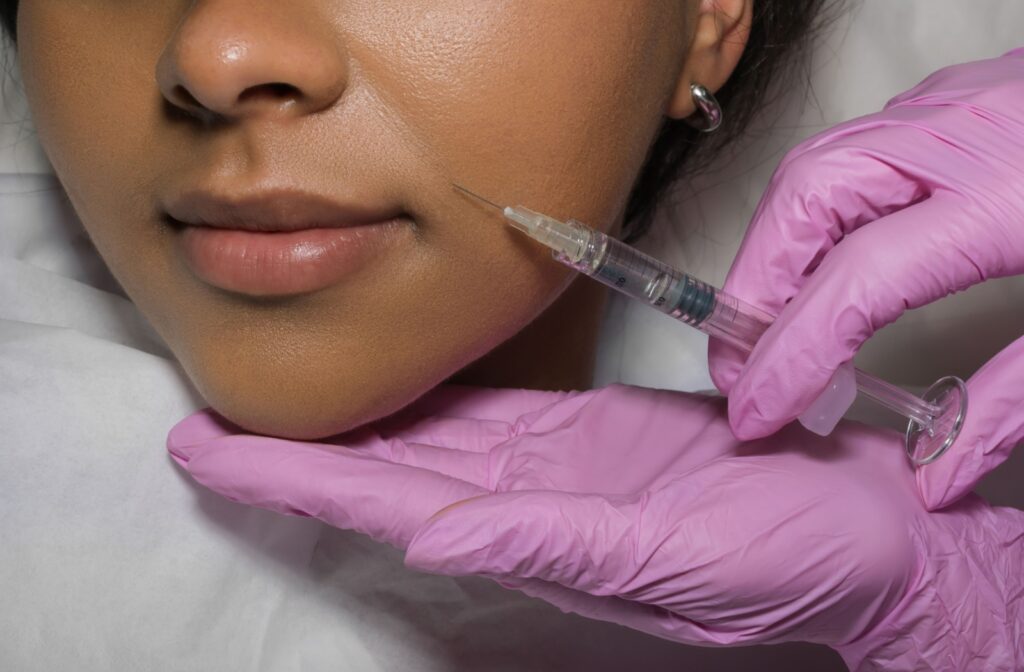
[167, 384, 1024, 671]
[706, 48, 1024, 511]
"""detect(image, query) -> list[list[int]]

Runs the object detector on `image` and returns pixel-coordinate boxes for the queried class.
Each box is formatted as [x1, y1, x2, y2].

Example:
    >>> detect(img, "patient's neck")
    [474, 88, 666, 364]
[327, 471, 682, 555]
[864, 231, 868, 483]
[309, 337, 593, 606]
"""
[449, 276, 607, 392]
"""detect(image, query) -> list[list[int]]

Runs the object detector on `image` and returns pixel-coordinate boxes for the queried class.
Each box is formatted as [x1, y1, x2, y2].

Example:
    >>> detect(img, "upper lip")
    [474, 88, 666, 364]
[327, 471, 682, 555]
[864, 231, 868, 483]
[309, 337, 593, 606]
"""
[164, 189, 405, 232]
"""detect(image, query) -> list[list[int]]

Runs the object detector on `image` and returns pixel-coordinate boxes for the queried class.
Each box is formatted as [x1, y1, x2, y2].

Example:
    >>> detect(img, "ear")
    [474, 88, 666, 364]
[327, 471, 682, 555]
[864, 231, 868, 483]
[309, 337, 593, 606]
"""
[666, 0, 753, 119]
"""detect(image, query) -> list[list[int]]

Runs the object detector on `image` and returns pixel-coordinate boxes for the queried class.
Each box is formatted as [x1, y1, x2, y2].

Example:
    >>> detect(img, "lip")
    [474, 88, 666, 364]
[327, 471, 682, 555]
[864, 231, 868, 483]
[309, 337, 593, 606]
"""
[165, 189, 411, 296]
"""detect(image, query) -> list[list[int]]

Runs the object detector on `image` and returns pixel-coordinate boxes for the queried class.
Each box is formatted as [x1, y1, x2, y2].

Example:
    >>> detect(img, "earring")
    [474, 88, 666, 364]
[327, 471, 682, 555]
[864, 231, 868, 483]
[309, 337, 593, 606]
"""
[686, 83, 722, 133]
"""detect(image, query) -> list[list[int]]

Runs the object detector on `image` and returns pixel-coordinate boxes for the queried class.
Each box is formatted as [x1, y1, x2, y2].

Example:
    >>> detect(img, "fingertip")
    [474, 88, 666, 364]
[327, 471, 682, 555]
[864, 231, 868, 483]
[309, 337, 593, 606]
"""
[166, 408, 238, 452]
[424, 494, 488, 524]
[167, 443, 194, 469]
[405, 498, 500, 575]
[727, 376, 784, 441]
[707, 340, 748, 395]
[728, 410, 778, 442]
[727, 347, 849, 442]
[914, 435, 985, 511]
[920, 489, 949, 513]
[916, 470, 959, 512]
[403, 536, 455, 575]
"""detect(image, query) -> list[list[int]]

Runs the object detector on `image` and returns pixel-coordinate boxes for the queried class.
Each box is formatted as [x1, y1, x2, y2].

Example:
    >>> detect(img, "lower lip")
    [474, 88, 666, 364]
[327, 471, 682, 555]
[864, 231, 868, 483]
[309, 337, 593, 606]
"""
[177, 220, 408, 296]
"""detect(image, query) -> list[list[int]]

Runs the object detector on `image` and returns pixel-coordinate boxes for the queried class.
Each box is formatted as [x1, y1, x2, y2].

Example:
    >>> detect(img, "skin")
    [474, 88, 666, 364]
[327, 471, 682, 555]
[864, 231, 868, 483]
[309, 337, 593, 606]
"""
[16, 0, 752, 440]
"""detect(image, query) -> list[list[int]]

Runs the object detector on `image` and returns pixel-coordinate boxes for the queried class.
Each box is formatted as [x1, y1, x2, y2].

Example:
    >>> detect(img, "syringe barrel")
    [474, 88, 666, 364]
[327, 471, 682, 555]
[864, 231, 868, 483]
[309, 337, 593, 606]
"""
[699, 291, 775, 354]
[555, 225, 775, 353]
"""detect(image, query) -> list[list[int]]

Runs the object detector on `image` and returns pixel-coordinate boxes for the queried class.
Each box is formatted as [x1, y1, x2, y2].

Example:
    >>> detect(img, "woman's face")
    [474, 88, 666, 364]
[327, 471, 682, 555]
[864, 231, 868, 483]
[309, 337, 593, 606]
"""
[17, 1, 701, 439]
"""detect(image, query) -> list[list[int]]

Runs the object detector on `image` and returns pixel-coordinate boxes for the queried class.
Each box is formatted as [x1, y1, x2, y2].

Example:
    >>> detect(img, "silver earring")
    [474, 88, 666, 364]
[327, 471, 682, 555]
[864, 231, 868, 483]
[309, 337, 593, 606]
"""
[687, 83, 722, 133]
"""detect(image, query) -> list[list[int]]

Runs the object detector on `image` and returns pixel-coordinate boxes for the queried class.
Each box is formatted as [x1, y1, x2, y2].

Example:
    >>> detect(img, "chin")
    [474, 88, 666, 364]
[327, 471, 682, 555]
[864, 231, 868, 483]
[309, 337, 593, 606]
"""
[218, 409, 367, 441]
[192, 372, 429, 441]
[169, 326, 466, 441]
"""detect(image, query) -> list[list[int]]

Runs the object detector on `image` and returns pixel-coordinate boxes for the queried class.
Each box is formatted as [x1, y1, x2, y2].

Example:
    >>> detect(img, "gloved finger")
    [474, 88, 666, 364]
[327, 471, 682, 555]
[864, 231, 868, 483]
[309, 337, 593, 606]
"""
[366, 385, 578, 454]
[168, 433, 486, 549]
[382, 386, 736, 496]
[340, 398, 607, 487]
[365, 437, 496, 486]
[726, 193, 1022, 440]
[395, 384, 572, 424]
[405, 489, 641, 596]
[708, 121, 958, 396]
[372, 387, 607, 455]
[494, 577, 730, 647]
[166, 407, 244, 463]
[917, 335, 1024, 510]
[169, 410, 494, 486]
[370, 414, 516, 455]
[165, 402, 510, 463]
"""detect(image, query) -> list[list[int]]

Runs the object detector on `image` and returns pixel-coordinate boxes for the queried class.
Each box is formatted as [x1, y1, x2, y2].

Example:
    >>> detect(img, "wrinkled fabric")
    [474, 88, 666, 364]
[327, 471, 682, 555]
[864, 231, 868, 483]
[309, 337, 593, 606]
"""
[168, 384, 1024, 671]
[704, 49, 1024, 512]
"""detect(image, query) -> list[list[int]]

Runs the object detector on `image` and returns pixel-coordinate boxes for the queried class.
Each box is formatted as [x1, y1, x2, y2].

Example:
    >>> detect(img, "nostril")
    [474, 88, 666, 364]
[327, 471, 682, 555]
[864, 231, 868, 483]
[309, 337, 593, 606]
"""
[238, 82, 302, 105]
[172, 84, 204, 111]
[164, 85, 223, 125]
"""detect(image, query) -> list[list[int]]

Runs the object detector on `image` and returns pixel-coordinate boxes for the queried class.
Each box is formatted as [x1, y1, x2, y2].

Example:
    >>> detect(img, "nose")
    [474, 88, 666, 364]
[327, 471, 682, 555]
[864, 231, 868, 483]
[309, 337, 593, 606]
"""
[156, 1, 348, 122]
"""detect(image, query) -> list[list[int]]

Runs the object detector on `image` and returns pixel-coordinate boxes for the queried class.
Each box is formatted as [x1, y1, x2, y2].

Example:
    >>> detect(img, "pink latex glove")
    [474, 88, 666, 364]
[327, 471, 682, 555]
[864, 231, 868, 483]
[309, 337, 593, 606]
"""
[168, 384, 1024, 671]
[706, 48, 1024, 511]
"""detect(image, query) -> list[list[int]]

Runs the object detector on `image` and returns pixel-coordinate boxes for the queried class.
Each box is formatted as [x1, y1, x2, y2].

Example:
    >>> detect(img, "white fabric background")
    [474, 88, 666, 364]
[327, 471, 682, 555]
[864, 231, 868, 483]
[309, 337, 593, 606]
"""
[2, 3, 1021, 670]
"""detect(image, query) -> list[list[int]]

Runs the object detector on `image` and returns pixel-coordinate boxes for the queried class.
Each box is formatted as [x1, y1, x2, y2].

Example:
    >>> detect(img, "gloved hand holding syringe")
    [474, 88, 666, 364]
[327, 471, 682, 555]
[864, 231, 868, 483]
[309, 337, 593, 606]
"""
[455, 184, 967, 467]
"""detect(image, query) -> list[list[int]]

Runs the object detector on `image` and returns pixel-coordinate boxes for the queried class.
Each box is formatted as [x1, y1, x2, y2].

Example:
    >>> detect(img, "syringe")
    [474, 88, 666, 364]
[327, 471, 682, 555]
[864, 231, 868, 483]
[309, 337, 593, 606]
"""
[455, 184, 967, 467]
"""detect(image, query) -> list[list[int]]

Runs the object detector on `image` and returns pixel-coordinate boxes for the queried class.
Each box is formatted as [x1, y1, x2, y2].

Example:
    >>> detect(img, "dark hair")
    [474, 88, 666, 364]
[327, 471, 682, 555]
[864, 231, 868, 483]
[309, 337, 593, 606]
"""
[0, 1, 12, 43]
[622, 1, 841, 241]
[0, 1, 838, 241]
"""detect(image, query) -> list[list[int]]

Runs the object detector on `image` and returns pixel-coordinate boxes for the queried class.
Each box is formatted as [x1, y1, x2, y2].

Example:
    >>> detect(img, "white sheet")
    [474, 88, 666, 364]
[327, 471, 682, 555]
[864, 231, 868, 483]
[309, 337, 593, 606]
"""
[3, 3, 1022, 670]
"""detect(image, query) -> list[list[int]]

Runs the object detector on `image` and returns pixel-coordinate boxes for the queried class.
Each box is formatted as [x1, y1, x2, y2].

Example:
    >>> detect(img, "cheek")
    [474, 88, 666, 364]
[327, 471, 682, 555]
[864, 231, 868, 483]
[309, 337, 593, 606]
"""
[18, 4, 176, 202]
[17, 3, 183, 301]
[353, 1, 685, 226]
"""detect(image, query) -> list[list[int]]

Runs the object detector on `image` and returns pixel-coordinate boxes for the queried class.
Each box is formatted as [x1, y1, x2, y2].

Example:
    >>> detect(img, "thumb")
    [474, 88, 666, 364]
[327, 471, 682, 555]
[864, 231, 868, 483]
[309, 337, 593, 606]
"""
[708, 338, 748, 396]
[917, 335, 1024, 510]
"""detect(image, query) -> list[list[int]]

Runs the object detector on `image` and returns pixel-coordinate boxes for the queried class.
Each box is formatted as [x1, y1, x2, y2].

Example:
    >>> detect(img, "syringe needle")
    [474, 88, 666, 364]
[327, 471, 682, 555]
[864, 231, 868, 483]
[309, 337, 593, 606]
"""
[453, 183, 504, 212]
